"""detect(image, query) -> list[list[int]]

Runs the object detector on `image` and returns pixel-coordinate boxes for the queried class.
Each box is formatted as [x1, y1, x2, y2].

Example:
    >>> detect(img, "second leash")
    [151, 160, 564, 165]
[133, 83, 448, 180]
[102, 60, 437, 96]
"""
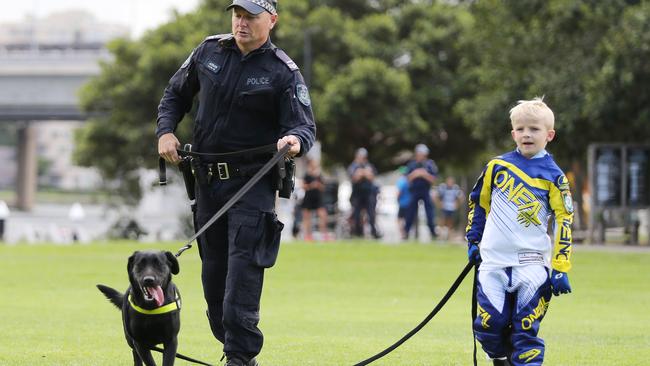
[352, 261, 477, 366]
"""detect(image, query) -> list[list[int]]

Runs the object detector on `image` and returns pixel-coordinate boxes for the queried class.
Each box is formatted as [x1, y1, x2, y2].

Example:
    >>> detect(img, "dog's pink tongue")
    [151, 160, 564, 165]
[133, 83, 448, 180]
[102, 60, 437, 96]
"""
[149, 286, 164, 307]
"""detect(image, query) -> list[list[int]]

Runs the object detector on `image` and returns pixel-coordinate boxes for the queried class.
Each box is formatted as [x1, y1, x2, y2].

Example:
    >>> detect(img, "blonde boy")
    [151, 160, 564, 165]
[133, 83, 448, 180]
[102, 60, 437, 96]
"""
[465, 98, 573, 366]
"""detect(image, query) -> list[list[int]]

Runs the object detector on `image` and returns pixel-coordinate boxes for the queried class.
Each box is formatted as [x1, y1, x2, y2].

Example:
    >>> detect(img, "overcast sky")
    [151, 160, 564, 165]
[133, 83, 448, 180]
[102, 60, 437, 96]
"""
[0, 0, 201, 37]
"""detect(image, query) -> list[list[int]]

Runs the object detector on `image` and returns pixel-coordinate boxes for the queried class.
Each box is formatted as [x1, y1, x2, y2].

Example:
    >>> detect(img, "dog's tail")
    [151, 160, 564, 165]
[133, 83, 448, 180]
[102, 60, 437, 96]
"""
[96, 284, 124, 310]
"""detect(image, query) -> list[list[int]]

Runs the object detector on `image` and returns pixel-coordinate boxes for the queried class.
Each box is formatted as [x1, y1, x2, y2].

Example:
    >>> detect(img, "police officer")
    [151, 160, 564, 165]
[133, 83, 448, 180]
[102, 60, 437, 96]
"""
[347, 148, 381, 239]
[403, 144, 438, 240]
[156, 0, 316, 364]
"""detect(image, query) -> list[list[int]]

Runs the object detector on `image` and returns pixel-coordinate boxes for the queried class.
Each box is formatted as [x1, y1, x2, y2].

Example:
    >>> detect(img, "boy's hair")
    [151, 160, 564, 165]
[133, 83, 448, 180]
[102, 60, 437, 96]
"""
[509, 97, 555, 129]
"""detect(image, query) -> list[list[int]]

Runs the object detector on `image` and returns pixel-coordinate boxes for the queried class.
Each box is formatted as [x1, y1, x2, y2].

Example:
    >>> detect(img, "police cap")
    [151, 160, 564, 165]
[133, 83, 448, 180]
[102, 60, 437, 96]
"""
[226, 0, 277, 15]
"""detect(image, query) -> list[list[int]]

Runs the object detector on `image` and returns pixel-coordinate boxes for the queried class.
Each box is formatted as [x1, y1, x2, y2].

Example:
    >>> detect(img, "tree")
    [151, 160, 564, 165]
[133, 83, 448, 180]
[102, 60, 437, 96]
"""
[396, 2, 484, 170]
[317, 58, 425, 170]
[75, 5, 230, 204]
[585, 1, 650, 139]
[457, 0, 645, 162]
[455, 0, 647, 226]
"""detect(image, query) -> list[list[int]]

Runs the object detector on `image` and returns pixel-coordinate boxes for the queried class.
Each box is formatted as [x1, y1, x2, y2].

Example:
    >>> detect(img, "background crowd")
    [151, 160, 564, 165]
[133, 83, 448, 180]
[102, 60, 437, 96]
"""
[292, 144, 465, 243]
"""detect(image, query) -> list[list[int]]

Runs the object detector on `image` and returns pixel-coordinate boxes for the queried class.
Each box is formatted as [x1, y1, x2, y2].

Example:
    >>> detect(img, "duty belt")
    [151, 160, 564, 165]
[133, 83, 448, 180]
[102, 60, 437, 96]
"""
[196, 160, 266, 184]
[159, 143, 277, 185]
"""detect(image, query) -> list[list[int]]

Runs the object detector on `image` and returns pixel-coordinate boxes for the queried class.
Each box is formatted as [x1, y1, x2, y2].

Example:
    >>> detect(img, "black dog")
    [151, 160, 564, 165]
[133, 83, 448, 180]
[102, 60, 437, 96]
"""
[97, 250, 181, 366]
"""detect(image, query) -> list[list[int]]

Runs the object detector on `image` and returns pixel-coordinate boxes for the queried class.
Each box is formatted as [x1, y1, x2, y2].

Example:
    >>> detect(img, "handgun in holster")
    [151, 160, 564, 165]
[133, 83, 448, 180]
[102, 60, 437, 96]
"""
[177, 143, 196, 205]
[273, 158, 295, 199]
[178, 157, 196, 202]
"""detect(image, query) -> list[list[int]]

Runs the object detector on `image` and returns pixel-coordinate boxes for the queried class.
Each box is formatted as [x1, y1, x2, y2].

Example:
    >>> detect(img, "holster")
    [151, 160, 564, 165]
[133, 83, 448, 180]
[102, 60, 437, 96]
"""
[274, 158, 295, 199]
[178, 157, 196, 201]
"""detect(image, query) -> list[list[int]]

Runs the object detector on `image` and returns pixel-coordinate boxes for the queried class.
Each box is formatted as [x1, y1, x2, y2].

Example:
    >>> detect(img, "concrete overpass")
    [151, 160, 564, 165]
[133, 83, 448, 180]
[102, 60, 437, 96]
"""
[0, 47, 109, 210]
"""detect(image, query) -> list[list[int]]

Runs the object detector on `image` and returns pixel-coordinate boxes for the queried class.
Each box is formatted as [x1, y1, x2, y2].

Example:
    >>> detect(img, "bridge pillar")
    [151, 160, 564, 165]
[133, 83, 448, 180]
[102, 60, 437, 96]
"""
[16, 122, 38, 211]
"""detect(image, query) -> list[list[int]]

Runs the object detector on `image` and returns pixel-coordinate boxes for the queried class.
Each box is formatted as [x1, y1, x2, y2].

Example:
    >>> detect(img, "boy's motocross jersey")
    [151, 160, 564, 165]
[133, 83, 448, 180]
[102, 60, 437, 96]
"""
[466, 150, 573, 272]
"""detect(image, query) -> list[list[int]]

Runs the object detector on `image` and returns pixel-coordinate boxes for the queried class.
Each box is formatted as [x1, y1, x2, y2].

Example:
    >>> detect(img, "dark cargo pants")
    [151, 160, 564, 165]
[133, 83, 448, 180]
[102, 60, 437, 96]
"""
[195, 175, 283, 362]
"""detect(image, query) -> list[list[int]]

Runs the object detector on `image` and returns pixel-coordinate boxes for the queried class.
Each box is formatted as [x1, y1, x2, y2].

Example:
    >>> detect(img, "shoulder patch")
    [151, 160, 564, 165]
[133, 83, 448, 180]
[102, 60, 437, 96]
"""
[296, 84, 311, 106]
[274, 49, 299, 71]
[556, 175, 570, 191]
[562, 190, 574, 213]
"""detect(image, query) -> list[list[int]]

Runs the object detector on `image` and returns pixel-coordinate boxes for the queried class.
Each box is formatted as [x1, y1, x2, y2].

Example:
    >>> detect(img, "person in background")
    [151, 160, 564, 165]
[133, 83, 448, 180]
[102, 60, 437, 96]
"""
[302, 159, 330, 241]
[436, 176, 464, 239]
[396, 166, 411, 239]
[348, 148, 381, 239]
[403, 144, 438, 240]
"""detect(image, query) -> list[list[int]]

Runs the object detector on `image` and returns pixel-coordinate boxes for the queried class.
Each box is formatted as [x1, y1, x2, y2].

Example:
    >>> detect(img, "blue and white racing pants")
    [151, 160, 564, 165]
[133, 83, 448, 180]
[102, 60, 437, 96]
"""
[474, 265, 552, 365]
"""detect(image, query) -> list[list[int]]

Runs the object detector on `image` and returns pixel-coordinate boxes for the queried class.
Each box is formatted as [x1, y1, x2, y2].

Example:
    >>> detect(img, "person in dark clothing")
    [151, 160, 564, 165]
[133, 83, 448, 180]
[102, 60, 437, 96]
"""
[301, 159, 330, 241]
[347, 148, 381, 239]
[403, 144, 438, 240]
[156, 1, 316, 365]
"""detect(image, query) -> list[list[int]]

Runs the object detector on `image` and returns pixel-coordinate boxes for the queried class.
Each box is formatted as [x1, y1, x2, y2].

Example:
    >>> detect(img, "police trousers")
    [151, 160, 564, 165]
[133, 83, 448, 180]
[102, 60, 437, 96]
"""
[195, 175, 283, 362]
[474, 265, 552, 366]
[404, 189, 436, 238]
[350, 192, 378, 237]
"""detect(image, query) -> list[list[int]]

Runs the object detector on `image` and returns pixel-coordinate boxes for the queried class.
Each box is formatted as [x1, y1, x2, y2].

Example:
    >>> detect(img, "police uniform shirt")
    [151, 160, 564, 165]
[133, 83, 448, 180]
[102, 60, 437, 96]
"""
[156, 34, 316, 155]
[347, 162, 377, 196]
[465, 149, 574, 273]
[406, 159, 438, 191]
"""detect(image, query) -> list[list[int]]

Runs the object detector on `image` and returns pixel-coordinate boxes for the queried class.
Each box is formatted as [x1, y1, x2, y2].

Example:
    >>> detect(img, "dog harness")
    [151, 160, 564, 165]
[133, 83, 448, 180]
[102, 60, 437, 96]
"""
[128, 290, 181, 315]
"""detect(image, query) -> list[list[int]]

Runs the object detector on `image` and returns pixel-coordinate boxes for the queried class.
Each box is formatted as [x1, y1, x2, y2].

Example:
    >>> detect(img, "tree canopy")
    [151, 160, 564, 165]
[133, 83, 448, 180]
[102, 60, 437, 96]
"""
[76, 0, 650, 203]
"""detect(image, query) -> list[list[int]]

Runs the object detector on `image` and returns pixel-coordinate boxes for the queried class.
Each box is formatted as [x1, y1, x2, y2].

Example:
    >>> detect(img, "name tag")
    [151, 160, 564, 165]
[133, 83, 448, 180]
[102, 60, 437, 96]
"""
[206, 61, 220, 74]
[518, 251, 544, 265]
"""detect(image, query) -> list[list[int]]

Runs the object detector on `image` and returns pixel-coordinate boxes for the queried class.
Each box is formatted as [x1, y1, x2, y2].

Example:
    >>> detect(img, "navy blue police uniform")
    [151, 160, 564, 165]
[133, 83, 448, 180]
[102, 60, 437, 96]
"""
[156, 30, 315, 363]
[403, 159, 438, 238]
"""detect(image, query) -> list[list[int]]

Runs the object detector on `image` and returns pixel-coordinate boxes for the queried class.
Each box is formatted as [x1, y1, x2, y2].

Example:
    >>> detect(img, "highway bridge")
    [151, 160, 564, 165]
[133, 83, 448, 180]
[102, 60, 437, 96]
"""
[0, 47, 109, 210]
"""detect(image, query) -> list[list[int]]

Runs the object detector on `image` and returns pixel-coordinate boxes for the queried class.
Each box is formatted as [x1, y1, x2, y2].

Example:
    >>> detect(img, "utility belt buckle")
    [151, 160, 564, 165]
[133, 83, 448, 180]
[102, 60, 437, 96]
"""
[217, 162, 230, 180]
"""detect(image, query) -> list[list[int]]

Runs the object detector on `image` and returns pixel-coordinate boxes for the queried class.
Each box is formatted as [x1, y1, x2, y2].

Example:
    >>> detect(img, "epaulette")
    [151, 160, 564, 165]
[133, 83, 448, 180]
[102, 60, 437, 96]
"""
[273, 48, 299, 71]
[204, 33, 234, 44]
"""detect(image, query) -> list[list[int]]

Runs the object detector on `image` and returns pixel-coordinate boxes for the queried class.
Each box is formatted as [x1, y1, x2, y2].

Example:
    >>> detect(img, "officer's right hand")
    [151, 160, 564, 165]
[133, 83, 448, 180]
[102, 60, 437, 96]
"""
[158, 133, 181, 164]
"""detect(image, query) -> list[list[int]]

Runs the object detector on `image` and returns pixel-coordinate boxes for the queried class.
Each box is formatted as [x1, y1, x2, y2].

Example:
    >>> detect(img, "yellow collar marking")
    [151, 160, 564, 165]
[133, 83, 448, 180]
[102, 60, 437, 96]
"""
[128, 291, 181, 315]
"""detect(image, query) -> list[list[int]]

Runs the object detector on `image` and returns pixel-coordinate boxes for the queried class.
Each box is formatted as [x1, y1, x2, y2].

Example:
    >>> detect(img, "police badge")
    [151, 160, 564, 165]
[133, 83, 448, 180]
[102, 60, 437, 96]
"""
[296, 84, 311, 107]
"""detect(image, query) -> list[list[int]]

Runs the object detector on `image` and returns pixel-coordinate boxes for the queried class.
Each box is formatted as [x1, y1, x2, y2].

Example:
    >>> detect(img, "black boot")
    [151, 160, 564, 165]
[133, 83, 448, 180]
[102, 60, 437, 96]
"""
[225, 358, 258, 366]
[493, 359, 511, 366]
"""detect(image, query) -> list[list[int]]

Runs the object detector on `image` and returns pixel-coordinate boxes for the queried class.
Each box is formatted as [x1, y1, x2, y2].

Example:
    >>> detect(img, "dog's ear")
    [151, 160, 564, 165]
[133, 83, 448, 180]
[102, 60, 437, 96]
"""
[165, 251, 180, 275]
[128, 251, 138, 272]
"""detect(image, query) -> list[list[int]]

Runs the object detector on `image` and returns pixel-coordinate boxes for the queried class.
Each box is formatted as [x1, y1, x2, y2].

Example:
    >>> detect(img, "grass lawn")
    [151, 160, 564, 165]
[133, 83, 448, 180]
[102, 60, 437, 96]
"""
[1, 241, 649, 365]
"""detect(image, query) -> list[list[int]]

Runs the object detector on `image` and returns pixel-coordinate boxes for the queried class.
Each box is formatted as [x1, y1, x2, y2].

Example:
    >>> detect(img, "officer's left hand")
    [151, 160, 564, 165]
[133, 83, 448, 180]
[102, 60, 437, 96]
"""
[277, 135, 301, 157]
[550, 269, 572, 296]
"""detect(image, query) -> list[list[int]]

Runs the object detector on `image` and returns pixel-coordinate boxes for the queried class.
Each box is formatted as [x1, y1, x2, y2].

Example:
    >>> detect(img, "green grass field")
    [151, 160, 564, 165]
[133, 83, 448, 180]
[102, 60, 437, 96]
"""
[1, 241, 649, 365]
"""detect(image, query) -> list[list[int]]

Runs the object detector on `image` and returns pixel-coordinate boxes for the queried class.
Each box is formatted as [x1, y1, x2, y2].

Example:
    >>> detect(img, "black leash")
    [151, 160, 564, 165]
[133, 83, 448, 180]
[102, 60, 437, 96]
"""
[471, 264, 479, 366]
[173, 143, 290, 258]
[150, 346, 214, 366]
[352, 261, 478, 366]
